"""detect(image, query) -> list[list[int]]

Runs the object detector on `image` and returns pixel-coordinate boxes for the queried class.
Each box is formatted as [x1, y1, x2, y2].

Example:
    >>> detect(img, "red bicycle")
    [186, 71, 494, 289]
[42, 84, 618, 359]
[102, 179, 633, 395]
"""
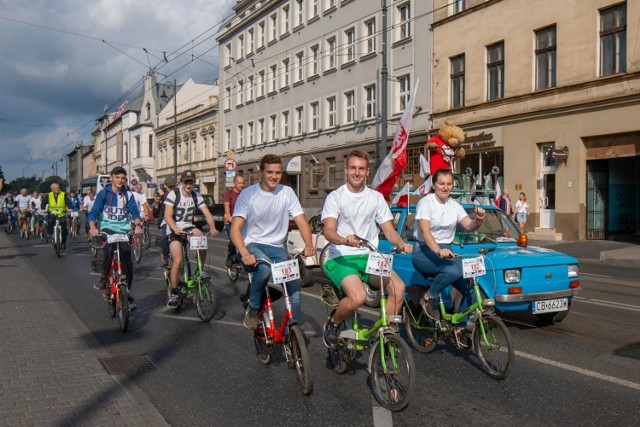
[251, 257, 313, 395]
[100, 232, 131, 332]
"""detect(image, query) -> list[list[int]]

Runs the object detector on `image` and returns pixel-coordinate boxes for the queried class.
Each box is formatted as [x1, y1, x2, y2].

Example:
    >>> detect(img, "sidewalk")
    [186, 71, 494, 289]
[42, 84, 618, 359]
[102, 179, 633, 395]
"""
[530, 238, 640, 265]
[0, 232, 168, 427]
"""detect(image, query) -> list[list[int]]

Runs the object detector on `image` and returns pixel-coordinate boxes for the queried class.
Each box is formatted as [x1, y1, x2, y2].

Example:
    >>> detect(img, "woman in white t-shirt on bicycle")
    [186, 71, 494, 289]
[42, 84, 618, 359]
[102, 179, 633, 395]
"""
[411, 169, 486, 343]
[514, 192, 529, 233]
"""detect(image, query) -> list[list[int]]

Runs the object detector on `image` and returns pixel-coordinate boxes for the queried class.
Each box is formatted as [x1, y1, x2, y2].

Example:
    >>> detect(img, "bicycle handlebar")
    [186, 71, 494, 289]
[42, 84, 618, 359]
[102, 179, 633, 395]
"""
[353, 235, 402, 255]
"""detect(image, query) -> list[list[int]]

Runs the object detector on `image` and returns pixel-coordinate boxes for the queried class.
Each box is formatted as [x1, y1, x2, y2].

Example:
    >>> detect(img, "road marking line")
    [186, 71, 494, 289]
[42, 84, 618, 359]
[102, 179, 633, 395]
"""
[573, 297, 640, 312]
[153, 312, 246, 328]
[581, 272, 611, 278]
[372, 401, 393, 427]
[516, 351, 640, 391]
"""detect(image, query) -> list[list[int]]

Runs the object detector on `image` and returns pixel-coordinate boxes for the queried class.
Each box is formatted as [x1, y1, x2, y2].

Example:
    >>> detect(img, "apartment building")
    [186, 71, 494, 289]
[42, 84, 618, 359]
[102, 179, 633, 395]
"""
[216, 0, 433, 209]
[431, 0, 640, 241]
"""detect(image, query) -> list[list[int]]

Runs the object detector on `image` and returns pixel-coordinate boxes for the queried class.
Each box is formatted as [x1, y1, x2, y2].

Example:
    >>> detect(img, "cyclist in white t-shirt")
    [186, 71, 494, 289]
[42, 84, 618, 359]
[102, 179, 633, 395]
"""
[14, 188, 32, 230]
[163, 170, 219, 308]
[132, 183, 152, 221]
[230, 154, 315, 329]
[82, 188, 96, 236]
[321, 150, 412, 346]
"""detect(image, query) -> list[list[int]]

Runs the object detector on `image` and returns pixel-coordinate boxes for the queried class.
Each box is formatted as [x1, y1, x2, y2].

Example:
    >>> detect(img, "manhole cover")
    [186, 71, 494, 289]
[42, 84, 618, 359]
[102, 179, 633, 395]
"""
[99, 354, 158, 375]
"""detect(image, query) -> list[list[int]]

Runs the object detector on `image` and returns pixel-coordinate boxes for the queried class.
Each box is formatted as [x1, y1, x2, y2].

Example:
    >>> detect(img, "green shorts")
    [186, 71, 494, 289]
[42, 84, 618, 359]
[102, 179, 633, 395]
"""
[324, 254, 371, 294]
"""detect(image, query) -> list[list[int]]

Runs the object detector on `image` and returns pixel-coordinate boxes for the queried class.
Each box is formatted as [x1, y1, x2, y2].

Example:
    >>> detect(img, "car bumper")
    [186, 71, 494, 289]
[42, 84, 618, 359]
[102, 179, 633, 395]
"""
[495, 287, 580, 303]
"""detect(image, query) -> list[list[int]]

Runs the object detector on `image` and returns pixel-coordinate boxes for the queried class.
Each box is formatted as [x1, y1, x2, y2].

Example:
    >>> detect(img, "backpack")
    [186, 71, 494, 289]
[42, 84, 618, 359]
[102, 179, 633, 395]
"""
[171, 188, 199, 221]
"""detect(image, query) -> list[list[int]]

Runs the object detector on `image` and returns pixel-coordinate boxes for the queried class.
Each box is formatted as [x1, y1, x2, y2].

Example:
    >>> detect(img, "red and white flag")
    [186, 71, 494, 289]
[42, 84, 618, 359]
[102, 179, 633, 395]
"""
[391, 182, 411, 207]
[494, 179, 502, 205]
[372, 78, 420, 200]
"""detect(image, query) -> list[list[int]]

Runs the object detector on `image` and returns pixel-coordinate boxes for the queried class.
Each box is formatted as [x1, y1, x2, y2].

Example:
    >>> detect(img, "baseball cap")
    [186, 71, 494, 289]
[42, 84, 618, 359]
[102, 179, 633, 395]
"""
[180, 170, 196, 181]
[111, 166, 127, 176]
[164, 176, 177, 186]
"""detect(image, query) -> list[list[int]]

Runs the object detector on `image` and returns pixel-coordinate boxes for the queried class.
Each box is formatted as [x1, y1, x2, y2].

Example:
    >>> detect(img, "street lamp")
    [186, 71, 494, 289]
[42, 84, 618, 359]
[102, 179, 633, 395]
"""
[161, 79, 178, 182]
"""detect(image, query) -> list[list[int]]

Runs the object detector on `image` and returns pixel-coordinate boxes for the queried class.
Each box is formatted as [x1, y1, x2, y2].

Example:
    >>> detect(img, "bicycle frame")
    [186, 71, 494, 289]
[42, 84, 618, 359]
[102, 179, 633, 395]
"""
[178, 239, 206, 291]
[108, 241, 125, 305]
[258, 279, 295, 346]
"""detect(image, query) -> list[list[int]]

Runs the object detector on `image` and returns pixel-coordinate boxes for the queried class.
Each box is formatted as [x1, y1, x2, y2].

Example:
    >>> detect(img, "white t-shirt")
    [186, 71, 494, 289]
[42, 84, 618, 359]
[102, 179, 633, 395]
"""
[413, 193, 468, 244]
[321, 184, 393, 259]
[14, 194, 32, 210]
[164, 189, 205, 231]
[132, 192, 147, 218]
[515, 200, 529, 214]
[233, 183, 304, 247]
[83, 195, 95, 212]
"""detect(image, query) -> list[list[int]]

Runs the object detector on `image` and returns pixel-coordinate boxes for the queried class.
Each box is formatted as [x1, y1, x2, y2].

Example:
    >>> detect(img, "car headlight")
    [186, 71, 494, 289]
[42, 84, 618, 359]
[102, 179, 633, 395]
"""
[504, 269, 521, 284]
[568, 264, 579, 278]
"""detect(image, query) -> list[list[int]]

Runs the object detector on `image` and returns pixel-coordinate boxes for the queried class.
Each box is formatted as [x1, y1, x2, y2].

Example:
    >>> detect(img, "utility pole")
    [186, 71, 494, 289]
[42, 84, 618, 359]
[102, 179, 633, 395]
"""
[380, 0, 389, 165]
[172, 79, 178, 181]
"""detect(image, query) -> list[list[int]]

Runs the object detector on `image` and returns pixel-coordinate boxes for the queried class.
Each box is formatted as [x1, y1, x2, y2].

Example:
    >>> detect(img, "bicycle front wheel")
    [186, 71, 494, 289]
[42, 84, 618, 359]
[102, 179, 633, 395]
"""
[132, 235, 142, 263]
[195, 277, 217, 322]
[403, 305, 437, 353]
[288, 324, 313, 395]
[473, 315, 514, 380]
[54, 229, 61, 257]
[117, 284, 130, 332]
[142, 227, 151, 249]
[369, 334, 415, 412]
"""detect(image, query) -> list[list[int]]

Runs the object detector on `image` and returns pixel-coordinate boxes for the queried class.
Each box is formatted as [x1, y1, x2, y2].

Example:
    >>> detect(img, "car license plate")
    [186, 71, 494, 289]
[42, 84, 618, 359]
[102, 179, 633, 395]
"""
[532, 298, 568, 314]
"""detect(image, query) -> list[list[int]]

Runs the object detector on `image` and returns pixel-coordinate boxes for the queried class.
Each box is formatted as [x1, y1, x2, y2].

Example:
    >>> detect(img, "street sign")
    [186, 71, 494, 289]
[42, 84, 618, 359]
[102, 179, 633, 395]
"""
[224, 158, 237, 171]
[147, 183, 157, 189]
[131, 178, 139, 186]
[227, 151, 234, 158]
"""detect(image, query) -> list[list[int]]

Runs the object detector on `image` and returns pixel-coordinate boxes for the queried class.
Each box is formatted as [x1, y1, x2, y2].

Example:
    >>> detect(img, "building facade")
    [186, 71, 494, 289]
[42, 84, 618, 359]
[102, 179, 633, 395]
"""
[216, 0, 434, 210]
[66, 145, 92, 193]
[156, 78, 220, 199]
[431, 0, 640, 241]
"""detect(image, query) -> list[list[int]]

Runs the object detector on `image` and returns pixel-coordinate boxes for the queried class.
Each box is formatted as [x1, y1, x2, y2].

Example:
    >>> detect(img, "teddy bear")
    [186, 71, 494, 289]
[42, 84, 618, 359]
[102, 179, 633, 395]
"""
[426, 121, 466, 176]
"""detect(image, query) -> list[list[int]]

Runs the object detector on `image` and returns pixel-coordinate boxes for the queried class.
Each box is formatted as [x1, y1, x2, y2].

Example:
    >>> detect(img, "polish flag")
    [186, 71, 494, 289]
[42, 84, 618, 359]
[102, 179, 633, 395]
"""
[372, 78, 420, 200]
[418, 153, 429, 180]
[391, 182, 411, 207]
[494, 179, 502, 206]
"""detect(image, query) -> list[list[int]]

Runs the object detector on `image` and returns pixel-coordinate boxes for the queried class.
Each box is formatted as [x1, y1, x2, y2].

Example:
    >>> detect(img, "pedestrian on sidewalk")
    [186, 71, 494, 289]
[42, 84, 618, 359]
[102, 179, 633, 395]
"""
[515, 192, 529, 233]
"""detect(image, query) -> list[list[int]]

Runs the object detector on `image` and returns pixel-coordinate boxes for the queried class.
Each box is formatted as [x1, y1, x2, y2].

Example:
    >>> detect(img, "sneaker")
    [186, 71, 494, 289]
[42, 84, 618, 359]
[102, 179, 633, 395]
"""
[323, 319, 340, 347]
[93, 276, 108, 290]
[167, 291, 179, 308]
[453, 328, 470, 349]
[243, 306, 259, 329]
[127, 295, 137, 311]
[161, 259, 169, 269]
[420, 297, 441, 321]
[61, 243, 66, 249]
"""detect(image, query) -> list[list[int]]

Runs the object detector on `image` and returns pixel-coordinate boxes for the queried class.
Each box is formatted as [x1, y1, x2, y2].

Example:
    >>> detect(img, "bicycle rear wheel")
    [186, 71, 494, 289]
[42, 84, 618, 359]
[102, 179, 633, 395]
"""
[132, 235, 142, 263]
[369, 334, 415, 412]
[195, 277, 217, 322]
[142, 227, 151, 249]
[403, 305, 437, 353]
[473, 315, 514, 380]
[288, 324, 313, 395]
[117, 283, 130, 332]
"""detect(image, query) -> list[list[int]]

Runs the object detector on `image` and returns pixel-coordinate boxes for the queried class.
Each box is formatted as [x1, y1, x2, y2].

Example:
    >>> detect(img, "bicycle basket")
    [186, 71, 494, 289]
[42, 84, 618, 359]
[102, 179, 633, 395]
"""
[320, 283, 341, 307]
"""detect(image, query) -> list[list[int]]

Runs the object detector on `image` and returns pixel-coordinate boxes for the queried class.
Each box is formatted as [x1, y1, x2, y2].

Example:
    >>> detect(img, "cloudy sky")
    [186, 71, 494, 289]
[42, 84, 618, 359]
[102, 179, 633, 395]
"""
[0, 0, 236, 181]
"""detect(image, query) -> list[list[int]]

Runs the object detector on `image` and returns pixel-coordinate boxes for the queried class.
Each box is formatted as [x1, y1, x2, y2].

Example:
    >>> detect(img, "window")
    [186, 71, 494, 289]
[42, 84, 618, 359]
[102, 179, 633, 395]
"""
[365, 19, 376, 54]
[144, 102, 151, 120]
[453, 0, 465, 13]
[135, 135, 141, 157]
[225, 43, 232, 67]
[123, 141, 128, 163]
[238, 80, 244, 105]
[237, 125, 244, 148]
[270, 64, 277, 92]
[327, 96, 336, 127]
[270, 13, 277, 41]
[258, 70, 265, 97]
[311, 101, 320, 131]
[487, 42, 504, 100]
[600, 3, 626, 76]
[398, 75, 410, 111]
[282, 111, 290, 138]
[364, 85, 376, 119]
[309, 163, 321, 190]
[310, 45, 320, 76]
[326, 157, 336, 188]
[225, 129, 231, 152]
[398, 3, 411, 40]
[296, 51, 305, 82]
[451, 54, 465, 108]
[325, 0, 336, 10]
[295, 0, 304, 27]
[345, 91, 355, 123]
[282, 58, 290, 87]
[327, 37, 336, 70]
[270, 115, 277, 140]
[282, 5, 290, 34]
[225, 87, 231, 110]
[345, 28, 356, 62]
[247, 75, 254, 101]
[296, 106, 304, 135]
[247, 121, 254, 146]
[258, 21, 265, 48]
[258, 118, 265, 144]
[248, 29, 254, 54]
[148, 135, 153, 157]
[238, 34, 244, 58]
[311, 0, 319, 18]
[535, 25, 556, 90]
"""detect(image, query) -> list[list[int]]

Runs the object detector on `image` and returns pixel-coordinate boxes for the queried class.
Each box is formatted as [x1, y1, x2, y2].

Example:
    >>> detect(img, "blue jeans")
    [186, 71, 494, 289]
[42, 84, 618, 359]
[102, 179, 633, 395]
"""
[244, 242, 301, 323]
[411, 243, 472, 323]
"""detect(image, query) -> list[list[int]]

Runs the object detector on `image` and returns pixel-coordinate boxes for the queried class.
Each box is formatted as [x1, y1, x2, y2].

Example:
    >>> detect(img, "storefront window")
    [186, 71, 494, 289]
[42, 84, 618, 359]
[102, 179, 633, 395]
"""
[458, 149, 504, 191]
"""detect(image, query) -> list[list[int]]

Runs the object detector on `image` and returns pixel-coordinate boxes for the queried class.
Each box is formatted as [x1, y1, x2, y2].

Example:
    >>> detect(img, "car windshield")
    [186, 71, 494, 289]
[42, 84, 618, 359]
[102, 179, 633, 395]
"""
[201, 194, 214, 205]
[397, 207, 520, 244]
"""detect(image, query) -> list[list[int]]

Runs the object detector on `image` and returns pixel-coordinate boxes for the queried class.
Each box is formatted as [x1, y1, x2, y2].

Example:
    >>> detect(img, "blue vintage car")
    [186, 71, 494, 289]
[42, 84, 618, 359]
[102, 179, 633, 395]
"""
[378, 203, 581, 324]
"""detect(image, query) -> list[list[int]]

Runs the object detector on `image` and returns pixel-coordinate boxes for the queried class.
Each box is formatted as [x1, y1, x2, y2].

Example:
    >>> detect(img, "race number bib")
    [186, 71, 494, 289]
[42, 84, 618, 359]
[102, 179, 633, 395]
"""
[365, 253, 393, 278]
[462, 256, 486, 278]
[271, 259, 300, 284]
[106, 234, 129, 244]
[189, 236, 208, 250]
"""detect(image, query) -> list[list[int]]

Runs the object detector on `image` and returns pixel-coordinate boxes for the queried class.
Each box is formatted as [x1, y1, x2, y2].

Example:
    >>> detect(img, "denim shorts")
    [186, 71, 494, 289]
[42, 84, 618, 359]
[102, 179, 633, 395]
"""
[516, 212, 527, 223]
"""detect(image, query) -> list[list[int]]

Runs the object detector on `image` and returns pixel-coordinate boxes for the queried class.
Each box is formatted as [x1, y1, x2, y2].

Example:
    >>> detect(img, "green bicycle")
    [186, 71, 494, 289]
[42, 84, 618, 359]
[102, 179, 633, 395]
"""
[322, 236, 415, 412]
[164, 230, 217, 322]
[403, 247, 515, 379]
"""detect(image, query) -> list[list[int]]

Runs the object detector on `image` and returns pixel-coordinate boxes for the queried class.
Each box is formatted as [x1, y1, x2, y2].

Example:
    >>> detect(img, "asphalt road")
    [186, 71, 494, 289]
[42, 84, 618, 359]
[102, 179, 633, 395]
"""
[10, 232, 640, 427]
